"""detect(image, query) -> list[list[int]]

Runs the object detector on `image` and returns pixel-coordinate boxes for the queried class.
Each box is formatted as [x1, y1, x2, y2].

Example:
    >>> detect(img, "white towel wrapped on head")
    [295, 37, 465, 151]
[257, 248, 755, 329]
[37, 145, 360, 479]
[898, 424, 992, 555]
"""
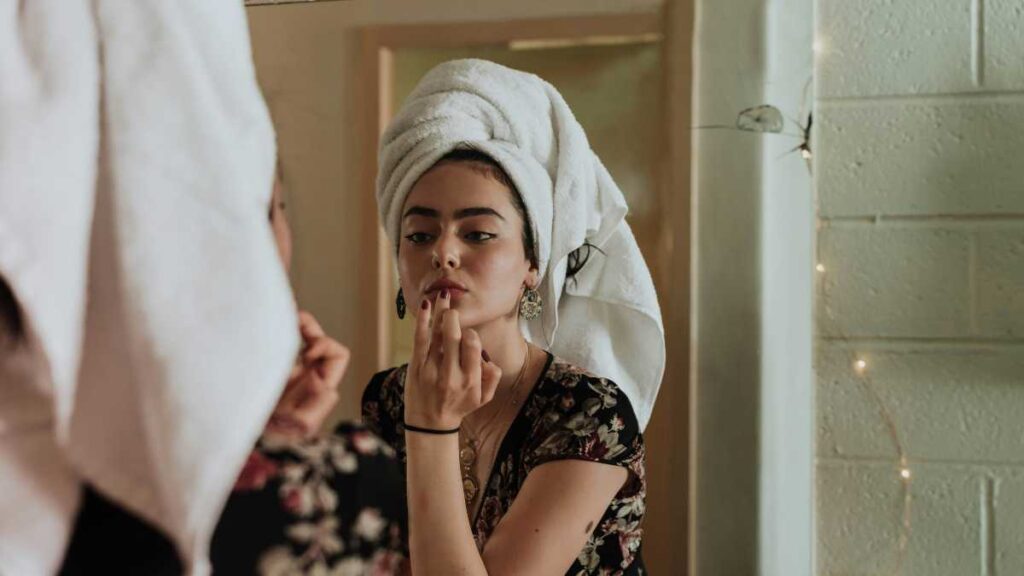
[377, 59, 665, 429]
[0, 2, 297, 574]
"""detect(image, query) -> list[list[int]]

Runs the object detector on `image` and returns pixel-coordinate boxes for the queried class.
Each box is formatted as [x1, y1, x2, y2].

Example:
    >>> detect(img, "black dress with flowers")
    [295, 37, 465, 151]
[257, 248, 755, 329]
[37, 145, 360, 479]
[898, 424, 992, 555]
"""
[361, 353, 647, 576]
[61, 424, 408, 575]
[211, 423, 409, 575]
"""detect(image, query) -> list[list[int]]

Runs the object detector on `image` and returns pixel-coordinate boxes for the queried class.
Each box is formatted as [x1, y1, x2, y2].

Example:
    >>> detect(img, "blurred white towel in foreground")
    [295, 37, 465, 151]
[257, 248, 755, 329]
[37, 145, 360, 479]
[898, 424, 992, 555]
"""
[0, 2, 297, 574]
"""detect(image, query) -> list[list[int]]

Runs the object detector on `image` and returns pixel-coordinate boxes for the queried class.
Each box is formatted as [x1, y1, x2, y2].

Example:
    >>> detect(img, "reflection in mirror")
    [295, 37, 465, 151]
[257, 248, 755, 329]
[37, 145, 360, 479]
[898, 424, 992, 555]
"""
[248, 5, 692, 574]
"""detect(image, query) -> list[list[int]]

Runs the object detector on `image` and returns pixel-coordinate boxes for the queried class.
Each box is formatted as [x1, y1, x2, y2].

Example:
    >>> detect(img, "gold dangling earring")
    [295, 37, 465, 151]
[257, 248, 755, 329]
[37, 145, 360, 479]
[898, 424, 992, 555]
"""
[518, 286, 542, 320]
[396, 288, 406, 319]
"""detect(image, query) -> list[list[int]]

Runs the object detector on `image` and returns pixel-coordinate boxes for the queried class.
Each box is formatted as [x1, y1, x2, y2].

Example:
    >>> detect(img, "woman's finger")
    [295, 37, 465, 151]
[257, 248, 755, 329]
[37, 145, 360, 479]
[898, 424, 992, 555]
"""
[302, 337, 345, 366]
[440, 308, 462, 385]
[298, 310, 326, 340]
[301, 338, 329, 364]
[410, 297, 432, 373]
[428, 290, 451, 361]
[461, 328, 483, 393]
[318, 343, 350, 389]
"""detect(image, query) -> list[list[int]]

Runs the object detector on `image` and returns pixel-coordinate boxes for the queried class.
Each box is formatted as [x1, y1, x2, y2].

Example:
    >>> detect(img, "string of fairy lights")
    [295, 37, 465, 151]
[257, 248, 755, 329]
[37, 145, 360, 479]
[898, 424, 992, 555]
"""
[818, 251, 912, 575]
[801, 31, 913, 563]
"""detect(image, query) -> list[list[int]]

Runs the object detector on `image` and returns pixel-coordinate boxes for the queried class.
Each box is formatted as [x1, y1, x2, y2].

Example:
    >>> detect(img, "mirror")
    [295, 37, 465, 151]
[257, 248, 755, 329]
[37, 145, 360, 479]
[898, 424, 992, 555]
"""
[246, 0, 1024, 574]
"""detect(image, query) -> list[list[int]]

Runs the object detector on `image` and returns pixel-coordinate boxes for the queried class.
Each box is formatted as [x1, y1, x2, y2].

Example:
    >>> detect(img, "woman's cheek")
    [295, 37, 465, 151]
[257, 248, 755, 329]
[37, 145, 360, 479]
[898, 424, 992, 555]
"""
[472, 249, 527, 293]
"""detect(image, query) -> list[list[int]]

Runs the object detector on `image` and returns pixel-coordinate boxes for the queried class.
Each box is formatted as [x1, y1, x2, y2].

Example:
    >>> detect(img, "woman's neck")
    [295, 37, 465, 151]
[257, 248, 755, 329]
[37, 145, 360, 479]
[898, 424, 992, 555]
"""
[472, 316, 530, 389]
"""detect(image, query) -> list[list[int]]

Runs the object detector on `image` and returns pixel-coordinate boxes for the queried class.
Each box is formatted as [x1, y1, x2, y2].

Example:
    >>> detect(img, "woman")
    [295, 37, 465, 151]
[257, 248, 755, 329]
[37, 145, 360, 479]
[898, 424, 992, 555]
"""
[61, 171, 409, 576]
[362, 60, 665, 575]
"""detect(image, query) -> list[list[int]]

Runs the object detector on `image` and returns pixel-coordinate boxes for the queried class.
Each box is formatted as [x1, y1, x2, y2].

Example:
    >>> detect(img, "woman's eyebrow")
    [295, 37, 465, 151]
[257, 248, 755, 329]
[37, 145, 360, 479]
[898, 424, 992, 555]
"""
[403, 206, 439, 219]
[454, 207, 505, 221]
[402, 206, 506, 221]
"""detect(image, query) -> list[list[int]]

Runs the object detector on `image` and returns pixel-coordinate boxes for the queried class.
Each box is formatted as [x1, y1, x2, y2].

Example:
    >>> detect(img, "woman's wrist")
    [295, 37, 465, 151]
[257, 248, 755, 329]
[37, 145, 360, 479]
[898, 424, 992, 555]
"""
[403, 411, 463, 432]
[403, 422, 460, 435]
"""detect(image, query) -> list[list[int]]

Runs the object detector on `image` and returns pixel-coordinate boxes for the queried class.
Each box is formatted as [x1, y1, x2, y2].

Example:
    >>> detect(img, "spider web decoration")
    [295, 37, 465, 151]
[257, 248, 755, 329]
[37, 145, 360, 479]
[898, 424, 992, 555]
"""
[735, 104, 785, 133]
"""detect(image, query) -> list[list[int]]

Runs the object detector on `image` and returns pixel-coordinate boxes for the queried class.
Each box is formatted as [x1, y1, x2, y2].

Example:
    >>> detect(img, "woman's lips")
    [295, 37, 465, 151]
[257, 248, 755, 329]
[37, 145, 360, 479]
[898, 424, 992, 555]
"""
[424, 278, 467, 296]
[425, 287, 467, 300]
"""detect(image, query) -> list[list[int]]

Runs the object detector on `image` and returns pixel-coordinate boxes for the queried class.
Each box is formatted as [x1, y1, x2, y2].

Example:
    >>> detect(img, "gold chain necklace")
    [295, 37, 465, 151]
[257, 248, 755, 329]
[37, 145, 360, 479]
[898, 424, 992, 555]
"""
[459, 343, 531, 505]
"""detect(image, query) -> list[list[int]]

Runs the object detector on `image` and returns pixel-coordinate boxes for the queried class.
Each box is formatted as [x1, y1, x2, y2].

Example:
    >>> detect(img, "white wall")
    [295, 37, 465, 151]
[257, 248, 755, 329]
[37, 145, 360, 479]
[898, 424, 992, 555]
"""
[814, 0, 1024, 574]
[690, 0, 764, 573]
[760, 0, 814, 574]
[692, 0, 815, 573]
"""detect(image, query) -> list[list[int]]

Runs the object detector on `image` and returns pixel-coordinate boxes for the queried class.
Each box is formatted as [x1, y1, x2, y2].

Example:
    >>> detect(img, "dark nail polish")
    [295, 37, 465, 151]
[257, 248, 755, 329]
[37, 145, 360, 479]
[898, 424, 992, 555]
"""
[421, 299, 429, 310]
[482, 349, 491, 362]
[441, 288, 450, 300]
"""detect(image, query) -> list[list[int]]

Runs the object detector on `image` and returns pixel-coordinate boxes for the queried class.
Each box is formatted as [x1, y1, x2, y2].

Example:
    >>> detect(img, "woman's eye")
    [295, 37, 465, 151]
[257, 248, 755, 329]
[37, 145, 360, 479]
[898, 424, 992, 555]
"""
[465, 231, 496, 242]
[404, 232, 432, 244]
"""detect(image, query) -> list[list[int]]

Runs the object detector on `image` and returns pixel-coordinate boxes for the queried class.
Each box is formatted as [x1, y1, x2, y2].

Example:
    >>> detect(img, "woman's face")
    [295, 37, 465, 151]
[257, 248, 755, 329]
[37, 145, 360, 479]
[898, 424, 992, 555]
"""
[269, 173, 293, 272]
[398, 162, 538, 328]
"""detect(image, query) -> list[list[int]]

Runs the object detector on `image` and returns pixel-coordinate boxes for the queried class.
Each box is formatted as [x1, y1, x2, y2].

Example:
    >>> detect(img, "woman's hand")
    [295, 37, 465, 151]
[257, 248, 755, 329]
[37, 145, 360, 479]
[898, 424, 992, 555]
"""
[265, 310, 349, 440]
[404, 291, 502, 430]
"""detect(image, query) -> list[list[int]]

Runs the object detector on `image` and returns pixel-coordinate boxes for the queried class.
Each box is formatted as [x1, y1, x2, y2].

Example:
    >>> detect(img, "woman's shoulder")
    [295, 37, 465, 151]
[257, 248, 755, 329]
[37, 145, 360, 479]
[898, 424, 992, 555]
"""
[542, 358, 639, 419]
[522, 355, 644, 469]
[360, 365, 409, 444]
[368, 364, 408, 389]
[529, 356, 642, 437]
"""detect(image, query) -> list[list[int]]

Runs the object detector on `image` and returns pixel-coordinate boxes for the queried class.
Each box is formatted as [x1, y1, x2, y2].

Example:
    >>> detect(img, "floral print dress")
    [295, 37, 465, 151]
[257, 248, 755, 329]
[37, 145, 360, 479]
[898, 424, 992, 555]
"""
[211, 423, 409, 576]
[61, 424, 408, 576]
[362, 353, 647, 576]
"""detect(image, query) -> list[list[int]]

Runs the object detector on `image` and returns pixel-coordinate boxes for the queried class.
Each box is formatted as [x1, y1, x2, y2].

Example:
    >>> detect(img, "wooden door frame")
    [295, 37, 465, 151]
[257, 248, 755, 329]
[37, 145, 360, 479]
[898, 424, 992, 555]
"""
[354, 10, 693, 574]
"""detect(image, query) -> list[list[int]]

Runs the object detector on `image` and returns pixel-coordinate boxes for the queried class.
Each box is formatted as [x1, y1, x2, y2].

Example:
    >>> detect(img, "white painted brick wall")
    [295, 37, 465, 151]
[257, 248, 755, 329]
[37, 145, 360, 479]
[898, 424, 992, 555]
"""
[976, 228, 1024, 336]
[817, 344, 1024, 462]
[815, 0, 1024, 573]
[818, 463, 983, 576]
[987, 0, 1024, 90]
[996, 473, 1024, 574]
[818, 1, 975, 98]
[817, 100, 1024, 217]
[818, 227, 973, 337]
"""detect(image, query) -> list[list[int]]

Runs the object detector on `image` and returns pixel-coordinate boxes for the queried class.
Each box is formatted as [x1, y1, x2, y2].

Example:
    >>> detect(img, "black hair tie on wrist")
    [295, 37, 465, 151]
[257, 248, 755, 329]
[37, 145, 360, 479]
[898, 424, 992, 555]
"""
[403, 422, 460, 435]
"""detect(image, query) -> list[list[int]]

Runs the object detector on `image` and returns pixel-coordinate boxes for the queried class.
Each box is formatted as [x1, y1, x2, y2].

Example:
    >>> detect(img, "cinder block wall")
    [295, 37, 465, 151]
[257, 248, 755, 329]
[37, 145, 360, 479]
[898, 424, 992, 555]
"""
[814, 1, 1024, 574]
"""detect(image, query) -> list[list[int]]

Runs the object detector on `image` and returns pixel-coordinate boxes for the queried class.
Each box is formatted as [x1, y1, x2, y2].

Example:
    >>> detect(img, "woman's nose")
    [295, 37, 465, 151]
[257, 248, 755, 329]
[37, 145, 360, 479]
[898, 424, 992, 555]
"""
[431, 234, 460, 270]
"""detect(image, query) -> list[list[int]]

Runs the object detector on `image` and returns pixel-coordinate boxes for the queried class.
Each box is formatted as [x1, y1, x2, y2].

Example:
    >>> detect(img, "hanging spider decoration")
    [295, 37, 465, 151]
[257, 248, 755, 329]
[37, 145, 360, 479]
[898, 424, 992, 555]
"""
[795, 111, 812, 162]
[735, 104, 785, 133]
[695, 104, 814, 172]
[734, 104, 813, 166]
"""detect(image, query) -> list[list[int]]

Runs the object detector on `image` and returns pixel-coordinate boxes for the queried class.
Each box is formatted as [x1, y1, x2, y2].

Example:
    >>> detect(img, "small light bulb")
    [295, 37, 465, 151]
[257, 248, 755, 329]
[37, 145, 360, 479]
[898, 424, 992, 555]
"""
[900, 468, 911, 480]
[816, 263, 826, 273]
[853, 359, 868, 374]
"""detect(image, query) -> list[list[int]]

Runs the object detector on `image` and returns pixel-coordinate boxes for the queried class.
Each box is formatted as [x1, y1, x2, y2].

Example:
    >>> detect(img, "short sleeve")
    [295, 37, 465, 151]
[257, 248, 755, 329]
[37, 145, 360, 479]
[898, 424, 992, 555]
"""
[524, 373, 644, 476]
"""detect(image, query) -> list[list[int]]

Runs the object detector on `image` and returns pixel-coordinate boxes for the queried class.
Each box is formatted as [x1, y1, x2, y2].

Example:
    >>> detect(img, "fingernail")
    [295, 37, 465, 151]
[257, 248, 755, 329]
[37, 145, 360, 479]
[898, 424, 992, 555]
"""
[482, 350, 491, 362]
[421, 299, 429, 310]
[441, 288, 450, 300]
